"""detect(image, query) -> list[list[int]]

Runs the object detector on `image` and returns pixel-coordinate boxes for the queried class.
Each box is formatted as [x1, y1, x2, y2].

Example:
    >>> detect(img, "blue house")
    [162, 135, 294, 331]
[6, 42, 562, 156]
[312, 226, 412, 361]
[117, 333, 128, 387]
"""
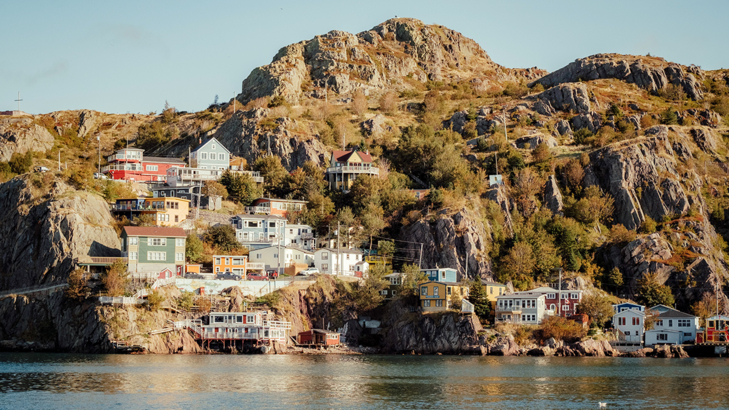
[191, 137, 230, 170]
[231, 214, 287, 250]
[421, 268, 458, 283]
[613, 302, 645, 313]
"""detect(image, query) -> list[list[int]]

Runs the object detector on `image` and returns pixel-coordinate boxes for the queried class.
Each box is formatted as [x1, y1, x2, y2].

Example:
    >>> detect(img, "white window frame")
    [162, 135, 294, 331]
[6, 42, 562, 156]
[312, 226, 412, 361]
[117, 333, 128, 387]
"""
[129, 237, 138, 245]
[176, 238, 185, 247]
[176, 252, 184, 261]
[150, 238, 166, 246]
[129, 252, 138, 260]
[147, 251, 166, 261]
[146, 165, 158, 172]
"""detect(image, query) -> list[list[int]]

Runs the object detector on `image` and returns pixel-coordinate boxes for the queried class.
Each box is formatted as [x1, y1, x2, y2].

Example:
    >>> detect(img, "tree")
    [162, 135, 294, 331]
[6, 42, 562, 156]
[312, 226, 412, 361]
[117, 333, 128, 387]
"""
[220, 170, 261, 205]
[636, 272, 675, 307]
[186, 233, 204, 263]
[562, 159, 585, 191]
[378, 240, 395, 259]
[500, 242, 536, 283]
[203, 225, 241, 252]
[467, 279, 490, 320]
[352, 274, 387, 312]
[607, 267, 624, 290]
[660, 109, 679, 125]
[147, 289, 165, 311]
[577, 293, 615, 328]
[450, 291, 463, 312]
[102, 259, 129, 297]
[511, 167, 543, 199]
[65, 268, 89, 301]
[134, 214, 156, 227]
[379, 91, 397, 113]
[253, 156, 290, 197]
[360, 202, 385, 250]
[202, 180, 228, 199]
[352, 90, 368, 116]
[398, 264, 427, 299]
[608, 224, 636, 245]
[532, 143, 552, 164]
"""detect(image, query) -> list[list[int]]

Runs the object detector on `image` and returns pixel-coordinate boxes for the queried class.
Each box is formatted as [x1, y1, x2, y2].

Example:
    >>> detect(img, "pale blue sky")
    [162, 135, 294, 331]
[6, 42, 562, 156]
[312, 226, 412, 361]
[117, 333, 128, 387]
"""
[2, 0, 727, 114]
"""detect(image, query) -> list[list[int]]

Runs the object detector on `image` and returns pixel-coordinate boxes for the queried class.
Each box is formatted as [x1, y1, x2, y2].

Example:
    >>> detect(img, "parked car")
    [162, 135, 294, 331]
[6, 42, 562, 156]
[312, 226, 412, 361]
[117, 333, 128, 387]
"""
[299, 268, 319, 276]
[247, 273, 268, 281]
[216, 273, 242, 281]
[93, 172, 108, 180]
[185, 273, 205, 279]
[34, 166, 50, 173]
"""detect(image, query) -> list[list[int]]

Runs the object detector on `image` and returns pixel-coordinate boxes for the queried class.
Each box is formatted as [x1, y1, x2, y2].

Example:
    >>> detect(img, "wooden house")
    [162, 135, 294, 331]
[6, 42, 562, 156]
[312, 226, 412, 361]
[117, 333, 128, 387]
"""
[297, 329, 341, 346]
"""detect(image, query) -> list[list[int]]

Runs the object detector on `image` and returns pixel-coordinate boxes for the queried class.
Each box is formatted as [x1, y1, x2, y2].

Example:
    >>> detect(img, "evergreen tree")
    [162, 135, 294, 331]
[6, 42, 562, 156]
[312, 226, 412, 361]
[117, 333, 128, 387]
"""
[186, 233, 204, 263]
[468, 279, 490, 320]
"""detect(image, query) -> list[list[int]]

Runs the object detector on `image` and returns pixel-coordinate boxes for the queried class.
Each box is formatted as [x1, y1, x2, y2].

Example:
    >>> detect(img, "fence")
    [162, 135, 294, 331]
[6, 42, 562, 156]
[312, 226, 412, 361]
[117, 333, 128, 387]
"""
[0, 283, 68, 298]
[98, 296, 146, 305]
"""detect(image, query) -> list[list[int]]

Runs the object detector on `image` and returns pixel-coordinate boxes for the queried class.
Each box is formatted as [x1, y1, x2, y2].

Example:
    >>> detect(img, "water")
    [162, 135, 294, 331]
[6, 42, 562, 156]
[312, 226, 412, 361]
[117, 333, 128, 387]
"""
[1, 353, 729, 409]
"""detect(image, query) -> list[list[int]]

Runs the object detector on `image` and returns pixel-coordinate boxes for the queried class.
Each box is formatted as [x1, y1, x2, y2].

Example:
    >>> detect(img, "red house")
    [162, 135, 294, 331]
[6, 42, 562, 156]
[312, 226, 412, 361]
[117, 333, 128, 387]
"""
[531, 287, 583, 317]
[103, 148, 185, 182]
[297, 329, 341, 346]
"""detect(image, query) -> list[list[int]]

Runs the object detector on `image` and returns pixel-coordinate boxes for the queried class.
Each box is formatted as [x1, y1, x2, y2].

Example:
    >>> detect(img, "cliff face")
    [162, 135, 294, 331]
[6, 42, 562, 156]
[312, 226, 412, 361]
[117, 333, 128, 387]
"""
[399, 205, 494, 281]
[0, 176, 120, 291]
[0, 117, 55, 162]
[531, 53, 704, 100]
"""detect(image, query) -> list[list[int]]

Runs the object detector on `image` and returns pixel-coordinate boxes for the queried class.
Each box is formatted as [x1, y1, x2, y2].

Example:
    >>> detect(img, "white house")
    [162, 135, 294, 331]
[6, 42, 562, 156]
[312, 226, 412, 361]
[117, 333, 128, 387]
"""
[248, 246, 314, 270]
[284, 224, 315, 251]
[613, 302, 645, 313]
[314, 248, 369, 276]
[495, 292, 548, 325]
[613, 308, 645, 343]
[645, 305, 699, 345]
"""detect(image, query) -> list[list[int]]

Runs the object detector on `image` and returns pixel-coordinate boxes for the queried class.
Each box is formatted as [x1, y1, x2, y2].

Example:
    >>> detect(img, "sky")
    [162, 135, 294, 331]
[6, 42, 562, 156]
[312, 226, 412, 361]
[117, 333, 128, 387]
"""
[2, 0, 728, 115]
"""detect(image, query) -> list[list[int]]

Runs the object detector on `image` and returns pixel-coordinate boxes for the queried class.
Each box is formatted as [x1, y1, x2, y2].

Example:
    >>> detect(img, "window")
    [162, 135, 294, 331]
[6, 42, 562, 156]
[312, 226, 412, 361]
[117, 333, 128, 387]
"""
[561, 293, 568, 300]
[322, 252, 329, 260]
[129, 252, 138, 260]
[129, 237, 138, 246]
[392, 290, 397, 296]
[433, 287, 439, 296]
[436, 300, 443, 307]
[215, 258, 221, 265]
[547, 293, 556, 299]
[550, 304, 556, 311]
[656, 320, 664, 326]
[214, 316, 224, 323]
[219, 153, 225, 161]
[212, 144, 217, 150]
[176, 238, 184, 247]
[625, 331, 631, 336]
[216, 267, 220, 272]
[175, 215, 179, 223]
[246, 221, 258, 228]
[668, 320, 673, 327]
[678, 319, 691, 327]
[447, 287, 452, 295]
[563, 304, 570, 311]
[322, 264, 328, 270]
[424, 300, 431, 307]
[146, 165, 158, 171]
[632, 317, 640, 326]
[147, 251, 166, 261]
[150, 238, 166, 246]
[657, 333, 668, 341]
[489, 287, 493, 295]
[381, 290, 388, 296]
[269, 222, 276, 228]
[201, 153, 207, 160]
[441, 271, 446, 279]
[570, 293, 579, 299]
[176, 252, 184, 261]
[421, 287, 428, 296]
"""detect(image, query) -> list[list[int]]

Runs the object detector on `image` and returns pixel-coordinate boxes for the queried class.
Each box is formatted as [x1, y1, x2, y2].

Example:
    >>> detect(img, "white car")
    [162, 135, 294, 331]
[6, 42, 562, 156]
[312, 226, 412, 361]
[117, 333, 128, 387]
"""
[299, 268, 319, 276]
[93, 172, 108, 180]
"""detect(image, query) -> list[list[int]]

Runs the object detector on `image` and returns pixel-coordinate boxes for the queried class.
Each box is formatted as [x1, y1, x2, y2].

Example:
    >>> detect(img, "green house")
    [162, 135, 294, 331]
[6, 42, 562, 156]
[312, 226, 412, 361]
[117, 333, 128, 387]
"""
[121, 226, 187, 279]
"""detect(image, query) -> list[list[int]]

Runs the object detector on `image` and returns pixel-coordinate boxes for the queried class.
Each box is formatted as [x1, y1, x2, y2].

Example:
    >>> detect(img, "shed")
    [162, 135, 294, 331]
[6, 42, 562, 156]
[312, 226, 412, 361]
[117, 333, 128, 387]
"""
[297, 329, 340, 346]
[645, 329, 683, 346]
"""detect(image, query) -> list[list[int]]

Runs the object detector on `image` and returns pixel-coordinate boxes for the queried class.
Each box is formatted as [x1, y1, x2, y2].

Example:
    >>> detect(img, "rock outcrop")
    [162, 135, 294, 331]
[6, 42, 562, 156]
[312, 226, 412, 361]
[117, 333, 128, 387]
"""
[77, 110, 98, 139]
[361, 114, 392, 136]
[0, 176, 120, 291]
[211, 109, 329, 171]
[237, 18, 535, 104]
[531, 53, 704, 100]
[0, 118, 55, 162]
[533, 83, 591, 116]
[544, 175, 564, 215]
[399, 204, 493, 280]
[514, 133, 557, 149]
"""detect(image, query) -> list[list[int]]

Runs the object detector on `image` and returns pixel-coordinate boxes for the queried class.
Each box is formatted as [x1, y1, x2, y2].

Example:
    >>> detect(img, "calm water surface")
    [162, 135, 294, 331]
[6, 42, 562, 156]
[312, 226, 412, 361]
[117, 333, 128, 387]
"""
[1, 353, 728, 409]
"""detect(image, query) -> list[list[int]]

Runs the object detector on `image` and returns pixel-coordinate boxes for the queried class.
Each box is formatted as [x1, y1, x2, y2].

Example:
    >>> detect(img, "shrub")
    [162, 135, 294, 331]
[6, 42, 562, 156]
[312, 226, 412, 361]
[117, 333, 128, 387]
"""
[576, 293, 614, 328]
[660, 109, 679, 125]
[65, 268, 89, 301]
[640, 216, 658, 234]
[178, 291, 194, 311]
[535, 316, 586, 343]
[352, 90, 367, 116]
[186, 233, 204, 263]
[608, 224, 637, 245]
[203, 225, 240, 252]
[195, 296, 212, 313]
[268, 95, 287, 108]
[9, 151, 33, 174]
[135, 121, 172, 151]
[636, 272, 675, 307]
[573, 128, 593, 145]
[147, 289, 165, 311]
[378, 91, 398, 113]
[101, 260, 129, 297]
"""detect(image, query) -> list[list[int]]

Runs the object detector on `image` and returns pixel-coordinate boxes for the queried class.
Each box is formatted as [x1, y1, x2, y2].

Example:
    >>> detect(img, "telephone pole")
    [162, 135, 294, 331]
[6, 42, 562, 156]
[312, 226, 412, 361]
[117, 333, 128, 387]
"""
[14, 92, 22, 111]
[97, 135, 101, 174]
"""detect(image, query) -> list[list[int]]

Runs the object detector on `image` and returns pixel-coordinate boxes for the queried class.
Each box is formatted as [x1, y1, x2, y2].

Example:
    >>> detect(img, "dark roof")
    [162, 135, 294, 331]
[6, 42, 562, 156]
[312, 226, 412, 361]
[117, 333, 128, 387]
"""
[300, 329, 337, 335]
[123, 226, 187, 238]
[144, 156, 186, 164]
[649, 306, 696, 318]
[332, 150, 373, 163]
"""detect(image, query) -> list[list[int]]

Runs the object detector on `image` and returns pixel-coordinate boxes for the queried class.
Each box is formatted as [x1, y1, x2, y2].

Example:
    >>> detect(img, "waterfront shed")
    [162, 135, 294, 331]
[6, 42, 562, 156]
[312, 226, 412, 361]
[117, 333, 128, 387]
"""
[297, 329, 341, 346]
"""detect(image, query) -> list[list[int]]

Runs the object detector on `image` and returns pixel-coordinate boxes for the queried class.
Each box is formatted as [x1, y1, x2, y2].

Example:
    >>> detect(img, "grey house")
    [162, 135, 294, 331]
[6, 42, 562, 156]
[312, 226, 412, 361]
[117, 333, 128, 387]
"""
[191, 137, 230, 170]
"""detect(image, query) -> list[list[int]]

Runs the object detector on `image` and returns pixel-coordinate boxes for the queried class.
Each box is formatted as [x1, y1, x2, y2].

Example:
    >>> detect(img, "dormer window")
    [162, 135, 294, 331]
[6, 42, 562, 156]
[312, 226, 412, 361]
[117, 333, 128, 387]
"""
[212, 144, 217, 150]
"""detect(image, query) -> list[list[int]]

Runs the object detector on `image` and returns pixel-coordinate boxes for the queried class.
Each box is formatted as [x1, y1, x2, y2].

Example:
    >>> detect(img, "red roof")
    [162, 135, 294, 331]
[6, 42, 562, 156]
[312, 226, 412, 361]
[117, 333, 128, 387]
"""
[332, 150, 372, 163]
[122, 226, 187, 238]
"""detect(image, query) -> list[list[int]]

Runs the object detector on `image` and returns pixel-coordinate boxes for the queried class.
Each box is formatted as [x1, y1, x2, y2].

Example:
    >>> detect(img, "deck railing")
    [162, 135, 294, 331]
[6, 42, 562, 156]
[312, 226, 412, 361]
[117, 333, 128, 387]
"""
[326, 165, 379, 174]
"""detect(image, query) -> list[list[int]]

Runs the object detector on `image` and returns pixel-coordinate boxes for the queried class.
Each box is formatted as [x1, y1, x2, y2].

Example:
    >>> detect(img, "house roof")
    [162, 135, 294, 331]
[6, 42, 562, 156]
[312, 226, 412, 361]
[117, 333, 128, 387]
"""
[708, 315, 729, 320]
[497, 291, 546, 299]
[649, 305, 696, 318]
[613, 309, 645, 317]
[482, 280, 506, 287]
[143, 156, 186, 165]
[193, 136, 230, 154]
[332, 150, 373, 163]
[645, 329, 683, 334]
[385, 272, 404, 279]
[232, 214, 286, 221]
[253, 245, 313, 254]
[253, 197, 308, 204]
[530, 286, 558, 293]
[122, 226, 187, 238]
[422, 267, 457, 272]
[316, 248, 363, 255]
[301, 329, 338, 335]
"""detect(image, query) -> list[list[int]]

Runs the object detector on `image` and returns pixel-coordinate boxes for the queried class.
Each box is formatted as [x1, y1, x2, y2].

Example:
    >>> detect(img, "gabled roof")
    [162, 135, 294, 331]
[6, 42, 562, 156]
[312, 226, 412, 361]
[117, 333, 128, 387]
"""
[316, 248, 363, 255]
[253, 245, 313, 254]
[193, 136, 230, 154]
[331, 150, 373, 163]
[497, 291, 546, 299]
[530, 286, 558, 293]
[122, 226, 187, 238]
[252, 197, 308, 204]
[232, 214, 286, 221]
[649, 305, 696, 318]
[708, 315, 729, 321]
[613, 308, 645, 317]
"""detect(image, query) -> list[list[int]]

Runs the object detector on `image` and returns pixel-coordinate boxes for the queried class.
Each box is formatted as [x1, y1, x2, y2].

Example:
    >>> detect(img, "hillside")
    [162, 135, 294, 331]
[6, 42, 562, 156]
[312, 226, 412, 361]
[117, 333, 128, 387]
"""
[1, 17, 729, 319]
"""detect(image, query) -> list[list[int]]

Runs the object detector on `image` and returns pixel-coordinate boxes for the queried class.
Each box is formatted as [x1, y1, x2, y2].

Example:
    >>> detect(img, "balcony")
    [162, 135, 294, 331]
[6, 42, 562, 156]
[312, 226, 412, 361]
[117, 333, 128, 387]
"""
[102, 164, 143, 172]
[111, 204, 166, 212]
[107, 154, 142, 162]
[230, 170, 264, 183]
[245, 206, 272, 215]
[247, 263, 265, 270]
[326, 165, 379, 174]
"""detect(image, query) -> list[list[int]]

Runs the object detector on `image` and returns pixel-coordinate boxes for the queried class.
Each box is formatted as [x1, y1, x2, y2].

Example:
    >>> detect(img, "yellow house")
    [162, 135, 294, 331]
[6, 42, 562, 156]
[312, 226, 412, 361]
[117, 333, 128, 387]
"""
[419, 281, 470, 312]
[325, 150, 379, 192]
[484, 281, 507, 310]
[113, 197, 190, 226]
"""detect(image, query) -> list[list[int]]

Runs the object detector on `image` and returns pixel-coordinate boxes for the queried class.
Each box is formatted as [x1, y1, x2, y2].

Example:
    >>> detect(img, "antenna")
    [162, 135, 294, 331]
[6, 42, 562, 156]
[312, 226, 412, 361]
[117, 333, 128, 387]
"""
[14, 92, 23, 111]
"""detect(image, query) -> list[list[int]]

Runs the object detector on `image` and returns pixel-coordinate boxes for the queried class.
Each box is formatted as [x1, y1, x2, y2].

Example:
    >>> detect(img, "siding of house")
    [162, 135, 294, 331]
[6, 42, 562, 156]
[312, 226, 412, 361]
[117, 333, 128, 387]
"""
[123, 231, 185, 277]
[192, 137, 230, 170]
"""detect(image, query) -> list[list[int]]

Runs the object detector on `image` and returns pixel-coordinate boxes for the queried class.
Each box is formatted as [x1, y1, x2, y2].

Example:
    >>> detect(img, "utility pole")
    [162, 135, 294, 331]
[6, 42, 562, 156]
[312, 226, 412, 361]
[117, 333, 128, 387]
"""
[418, 243, 423, 269]
[558, 267, 563, 317]
[337, 221, 341, 276]
[58, 149, 61, 172]
[97, 135, 101, 174]
[15, 92, 22, 111]
[502, 108, 508, 142]
[233, 94, 236, 113]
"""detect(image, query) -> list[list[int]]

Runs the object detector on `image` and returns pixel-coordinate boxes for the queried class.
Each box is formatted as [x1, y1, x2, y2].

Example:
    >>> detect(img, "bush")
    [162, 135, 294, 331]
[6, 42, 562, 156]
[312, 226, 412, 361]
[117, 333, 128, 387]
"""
[186, 233, 204, 263]
[203, 225, 240, 252]
[9, 151, 33, 174]
[636, 272, 675, 307]
[135, 121, 172, 151]
[576, 293, 614, 328]
[147, 289, 165, 311]
[65, 268, 89, 301]
[573, 128, 593, 145]
[660, 109, 679, 125]
[535, 316, 586, 343]
[178, 291, 194, 311]
[101, 260, 129, 297]
[378, 91, 398, 113]
[640, 216, 658, 234]
[608, 224, 637, 245]
[352, 90, 367, 116]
